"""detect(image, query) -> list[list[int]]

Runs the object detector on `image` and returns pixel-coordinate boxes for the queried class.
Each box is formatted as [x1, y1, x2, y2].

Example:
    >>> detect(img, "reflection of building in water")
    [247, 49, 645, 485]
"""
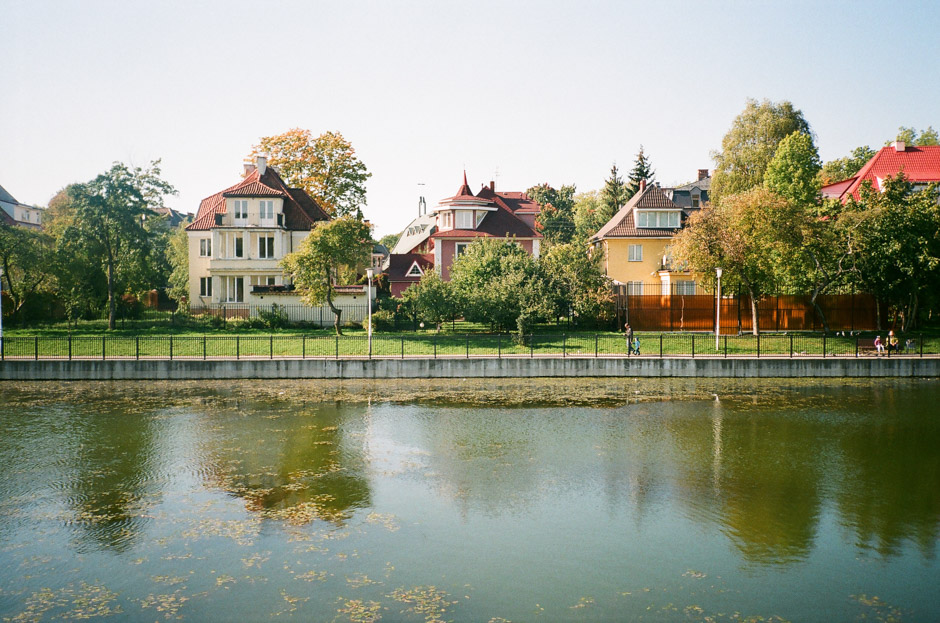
[198, 401, 371, 525]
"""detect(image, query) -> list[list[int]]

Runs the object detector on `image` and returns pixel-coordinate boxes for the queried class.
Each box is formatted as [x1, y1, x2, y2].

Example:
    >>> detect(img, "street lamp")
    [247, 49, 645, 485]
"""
[715, 267, 723, 351]
[366, 267, 374, 358]
[0, 266, 4, 356]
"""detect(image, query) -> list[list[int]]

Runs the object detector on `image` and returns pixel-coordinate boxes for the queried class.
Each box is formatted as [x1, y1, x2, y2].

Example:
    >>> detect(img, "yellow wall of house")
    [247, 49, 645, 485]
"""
[602, 238, 672, 285]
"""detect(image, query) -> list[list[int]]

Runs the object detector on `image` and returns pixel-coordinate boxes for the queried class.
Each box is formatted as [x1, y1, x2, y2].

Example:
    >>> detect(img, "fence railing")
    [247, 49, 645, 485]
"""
[0, 333, 936, 361]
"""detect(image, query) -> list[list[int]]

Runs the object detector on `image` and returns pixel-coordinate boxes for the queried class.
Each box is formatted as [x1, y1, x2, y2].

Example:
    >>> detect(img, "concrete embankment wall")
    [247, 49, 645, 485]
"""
[1, 357, 938, 381]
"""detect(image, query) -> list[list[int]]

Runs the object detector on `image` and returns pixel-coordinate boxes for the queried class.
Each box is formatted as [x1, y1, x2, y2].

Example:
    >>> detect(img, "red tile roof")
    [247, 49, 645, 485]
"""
[386, 253, 434, 282]
[591, 185, 693, 240]
[187, 166, 330, 231]
[430, 174, 541, 240]
[822, 144, 940, 202]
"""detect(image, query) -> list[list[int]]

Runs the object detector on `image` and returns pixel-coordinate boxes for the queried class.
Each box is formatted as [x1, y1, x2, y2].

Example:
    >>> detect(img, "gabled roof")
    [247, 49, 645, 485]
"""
[187, 166, 330, 231]
[392, 212, 437, 254]
[386, 252, 434, 282]
[821, 144, 940, 202]
[591, 184, 693, 240]
[430, 174, 541, 240]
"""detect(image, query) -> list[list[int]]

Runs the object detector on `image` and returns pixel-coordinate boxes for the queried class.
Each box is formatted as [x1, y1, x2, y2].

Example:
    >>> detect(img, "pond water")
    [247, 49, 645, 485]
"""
[1, 378, 938, 622]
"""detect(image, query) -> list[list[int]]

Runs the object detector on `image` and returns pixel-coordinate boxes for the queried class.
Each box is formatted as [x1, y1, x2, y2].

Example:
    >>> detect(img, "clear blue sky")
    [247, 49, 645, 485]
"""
[3, 0, 939, 237]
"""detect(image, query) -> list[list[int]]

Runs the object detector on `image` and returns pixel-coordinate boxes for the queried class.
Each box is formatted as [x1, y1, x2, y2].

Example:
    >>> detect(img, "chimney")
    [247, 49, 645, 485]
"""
[243, 160, 256, 176]
[698, 169, 709, 180]
[489, 180, 495, 191]
[893, 141, 906, 152]
[256, 154, 268, 175]
[639, 179, 647, 192]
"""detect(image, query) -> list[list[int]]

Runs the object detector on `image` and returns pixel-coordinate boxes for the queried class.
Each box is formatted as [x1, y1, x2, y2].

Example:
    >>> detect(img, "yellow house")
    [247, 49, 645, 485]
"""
[590, 179, 705, 295]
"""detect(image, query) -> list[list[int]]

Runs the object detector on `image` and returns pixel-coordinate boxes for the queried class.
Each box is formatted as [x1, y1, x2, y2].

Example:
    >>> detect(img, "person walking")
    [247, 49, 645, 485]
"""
[625, 323, 635, 355]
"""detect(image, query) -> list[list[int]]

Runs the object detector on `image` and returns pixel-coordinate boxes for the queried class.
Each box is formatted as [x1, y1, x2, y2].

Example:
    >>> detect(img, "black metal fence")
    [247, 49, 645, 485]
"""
[1, 333, 936, 360]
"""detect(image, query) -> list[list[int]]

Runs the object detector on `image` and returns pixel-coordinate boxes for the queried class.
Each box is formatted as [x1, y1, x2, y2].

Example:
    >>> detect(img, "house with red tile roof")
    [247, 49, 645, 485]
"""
[185, 155, 337, 312]
[385, 173, 542, 295]
[821, 142, 940, 202]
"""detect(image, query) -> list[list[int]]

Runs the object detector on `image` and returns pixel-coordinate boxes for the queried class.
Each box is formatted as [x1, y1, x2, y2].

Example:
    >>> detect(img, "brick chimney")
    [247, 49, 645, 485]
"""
[639, 179, 647, 192]
[243, 160, 256, 176]
[698, 169, 709, 180]
[489, 180, 495, 191]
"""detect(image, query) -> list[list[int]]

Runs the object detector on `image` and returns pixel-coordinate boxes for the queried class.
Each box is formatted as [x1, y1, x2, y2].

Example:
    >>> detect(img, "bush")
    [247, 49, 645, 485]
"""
[371, 309, 396, 331]
[257, 303, 289, 330]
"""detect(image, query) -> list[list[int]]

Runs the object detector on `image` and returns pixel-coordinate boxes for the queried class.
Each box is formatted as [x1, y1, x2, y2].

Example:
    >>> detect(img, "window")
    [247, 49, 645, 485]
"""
[260, 200, 275, 224]
[455, 242, 470, 258]
[441, 212, 453, 228]
[691, 194, 701, 208]
[456, 210, 474, 229]
[675, 281, 696, 295]
[627, 281, 644, 295]
[222, 276, 244, 302]
[259, 236, 275, 259]
[628, 244, 643, 262]
[476, 211, 486, 227]
[234, 236, 244, 258]
[200, 277, 212, 297]
[250, 275, 277, 286]
[234, 200, 249, 222]
[637, 210, 680, 228]
[199, 238, 212, 257]
[406, 262, 423, 277]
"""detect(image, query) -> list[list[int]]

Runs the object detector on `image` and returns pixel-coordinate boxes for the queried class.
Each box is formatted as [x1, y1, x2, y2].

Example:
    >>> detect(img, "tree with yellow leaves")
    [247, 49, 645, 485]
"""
[251, 129, 371, 218]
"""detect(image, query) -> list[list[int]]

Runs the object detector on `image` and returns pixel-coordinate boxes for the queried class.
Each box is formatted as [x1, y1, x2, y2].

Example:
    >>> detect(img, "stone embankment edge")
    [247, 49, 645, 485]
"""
[1, 357, 938, 380]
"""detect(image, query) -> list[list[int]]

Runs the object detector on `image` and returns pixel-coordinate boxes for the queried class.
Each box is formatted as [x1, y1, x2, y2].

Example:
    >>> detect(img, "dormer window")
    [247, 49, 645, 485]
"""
[691, 193, 701, 208]
[475, 211, 485, 227]
[456, 210, 474, 229]
[234, 200, 249, 224]
[406, 262, 424, 277]
[637, 210, 680, 228]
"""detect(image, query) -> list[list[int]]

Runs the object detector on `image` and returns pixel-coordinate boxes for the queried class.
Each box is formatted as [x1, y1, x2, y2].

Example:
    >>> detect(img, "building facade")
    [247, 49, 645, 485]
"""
[0, 183, 44, 229]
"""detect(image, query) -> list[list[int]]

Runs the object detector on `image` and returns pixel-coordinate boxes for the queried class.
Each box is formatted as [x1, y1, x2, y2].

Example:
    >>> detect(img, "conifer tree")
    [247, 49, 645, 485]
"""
[599, 163, 627, 225]
[625, 146, 656, 199]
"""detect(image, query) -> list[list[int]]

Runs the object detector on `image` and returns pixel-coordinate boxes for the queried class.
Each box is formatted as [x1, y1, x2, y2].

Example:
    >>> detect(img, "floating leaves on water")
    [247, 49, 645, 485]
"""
[682, 569, 707, 579]
[364, 512, 400, 532]
[9, 583, 122, 622]
[389, 586, 456, 623]
[851, 594, 906, 622]
[272, 590, 309, 616]
[346, 574, 381, 588]
[150, 574, 188, 586]
[241, 552, 270, 568]
[570, 596, 595, 609]
[139, 589, 190, 619]
[295, 570, 328, 582]
[181, 517, 261, 546]
[215, 574, 236, 587]
[337, 599, 383, 623]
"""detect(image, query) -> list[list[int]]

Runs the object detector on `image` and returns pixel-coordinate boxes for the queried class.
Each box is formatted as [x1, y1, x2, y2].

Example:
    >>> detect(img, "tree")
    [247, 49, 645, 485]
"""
[599, 163, 628, 226]
[62, 161, 177, 329]
[853, 175, 940, 331]
[889, 126, 939, 146]
[625, 146, 656, 199]
[764, 131, 822, 208]
[448, 238, 549, 335]
[529, 183, 576, 244]
[401, 271, 455, 331]
[820, 145, 876, 185]
[671, 188, 805, 334]
[0, 224, 55, 322]
[280, 217, 372, 335]
[378, 232, 401, 251]
[252, 129, 371, 218]
[539, 242, 612, 326]
[166, 223, 190, 308]
[572, 190, 605, 242]
[711, 99, 812, 201]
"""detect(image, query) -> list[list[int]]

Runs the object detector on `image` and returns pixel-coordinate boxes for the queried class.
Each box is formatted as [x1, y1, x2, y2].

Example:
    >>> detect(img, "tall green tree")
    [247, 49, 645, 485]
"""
[820, 145, 876, 185]
[889, 126, 939, 146]
[529, 183, 576, 244]
[0, 224, 55, 322]
[625, 146, 656, 199]
[539, 242, 612, 326]
[671, 188, 805, 334]
[764, 131, 822, 208]
[572, 190, 605, 242]
[599, 163, 628, 226]
[166, 223, 190, 308]
[280, 217, 372, 335]
[62, 161, 177, 329]
[711, 99, 812, 201]
[853, 175, 940, 331]
[401, 271, 455, 331]
[252, 129, 371, 218]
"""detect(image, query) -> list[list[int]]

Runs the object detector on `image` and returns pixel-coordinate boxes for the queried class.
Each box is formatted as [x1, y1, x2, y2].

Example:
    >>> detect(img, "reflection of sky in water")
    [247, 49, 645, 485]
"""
[0, 379, 938, 622]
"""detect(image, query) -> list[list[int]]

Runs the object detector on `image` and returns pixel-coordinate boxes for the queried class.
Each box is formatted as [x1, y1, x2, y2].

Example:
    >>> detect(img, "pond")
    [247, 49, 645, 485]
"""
[1, 378, 938, 622]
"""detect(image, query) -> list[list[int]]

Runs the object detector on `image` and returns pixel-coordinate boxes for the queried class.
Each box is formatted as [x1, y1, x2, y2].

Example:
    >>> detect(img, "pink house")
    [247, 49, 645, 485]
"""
[386, 173, 542, 295]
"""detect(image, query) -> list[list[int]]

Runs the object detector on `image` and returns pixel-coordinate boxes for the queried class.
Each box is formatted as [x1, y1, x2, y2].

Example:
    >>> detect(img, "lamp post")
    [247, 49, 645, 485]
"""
[366, 267, 374, 358]
[0, 266, 4, 355]
[715, 267, 723, 351]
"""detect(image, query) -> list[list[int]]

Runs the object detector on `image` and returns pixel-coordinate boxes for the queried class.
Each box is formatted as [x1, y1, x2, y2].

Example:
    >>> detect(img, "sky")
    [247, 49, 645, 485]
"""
[3, 0, 940, 238]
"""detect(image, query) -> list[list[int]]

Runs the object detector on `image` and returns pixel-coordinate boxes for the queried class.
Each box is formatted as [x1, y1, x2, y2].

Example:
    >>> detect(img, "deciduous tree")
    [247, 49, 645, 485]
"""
[711, 99, 812, 201]
[764, 131, 822, 209]
[572, 190, 605, 242]
[280, 217, 372, 335]
[166, 224, 190, 308]
[401, 271, 455, 331]
[539, 242, 612, 326]
[529, 183, 576, 244]
[889, 126, 939, 146]
[252, 129, 371, 218]
[820, 145, 876, 185]
[0, 224, 55, 322]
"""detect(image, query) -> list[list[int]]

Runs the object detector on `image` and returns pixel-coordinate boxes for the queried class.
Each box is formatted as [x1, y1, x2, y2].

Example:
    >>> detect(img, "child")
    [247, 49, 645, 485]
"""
[632, 336, 641, 356]
[874, 335, 884, 355]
